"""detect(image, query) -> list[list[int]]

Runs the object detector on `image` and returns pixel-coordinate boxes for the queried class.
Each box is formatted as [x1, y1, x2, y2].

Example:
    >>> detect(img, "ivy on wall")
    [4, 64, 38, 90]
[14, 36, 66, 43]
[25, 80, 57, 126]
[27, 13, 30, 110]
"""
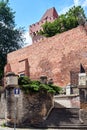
[18, 76, 61, 94]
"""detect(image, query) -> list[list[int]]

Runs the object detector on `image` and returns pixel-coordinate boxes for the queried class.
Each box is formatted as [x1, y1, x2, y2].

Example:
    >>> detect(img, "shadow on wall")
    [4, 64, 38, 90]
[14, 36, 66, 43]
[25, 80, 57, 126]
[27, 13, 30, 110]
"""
[39, 58, 53, 78]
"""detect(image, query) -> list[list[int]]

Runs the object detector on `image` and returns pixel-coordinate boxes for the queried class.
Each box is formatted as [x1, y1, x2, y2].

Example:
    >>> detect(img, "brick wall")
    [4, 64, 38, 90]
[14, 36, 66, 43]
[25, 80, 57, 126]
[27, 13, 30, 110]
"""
[70, 71, 79, 86]
[7, 26, 87, 87]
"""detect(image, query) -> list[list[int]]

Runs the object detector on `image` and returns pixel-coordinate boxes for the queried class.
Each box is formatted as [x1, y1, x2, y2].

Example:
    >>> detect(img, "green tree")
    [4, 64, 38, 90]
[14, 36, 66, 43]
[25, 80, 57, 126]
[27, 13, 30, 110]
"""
[39, 21, 58, 37]
[39, 6, 86, 37]
[0, 0, 24, 79]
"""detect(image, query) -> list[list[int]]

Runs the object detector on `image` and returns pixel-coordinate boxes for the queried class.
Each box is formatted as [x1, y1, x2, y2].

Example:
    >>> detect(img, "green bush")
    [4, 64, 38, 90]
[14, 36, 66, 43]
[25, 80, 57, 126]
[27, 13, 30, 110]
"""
[18, 76, 61, 94]
[18, 76, 30, 85]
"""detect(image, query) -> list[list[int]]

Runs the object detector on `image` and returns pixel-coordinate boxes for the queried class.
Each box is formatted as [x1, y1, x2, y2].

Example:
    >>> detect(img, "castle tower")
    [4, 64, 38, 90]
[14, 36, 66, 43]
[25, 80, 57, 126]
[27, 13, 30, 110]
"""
[29, 7, 58, 43]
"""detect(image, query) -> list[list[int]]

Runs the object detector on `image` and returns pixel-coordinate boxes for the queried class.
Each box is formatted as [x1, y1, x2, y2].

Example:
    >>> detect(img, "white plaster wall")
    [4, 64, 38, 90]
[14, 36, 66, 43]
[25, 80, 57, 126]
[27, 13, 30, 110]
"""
[54, 95, 80, 108]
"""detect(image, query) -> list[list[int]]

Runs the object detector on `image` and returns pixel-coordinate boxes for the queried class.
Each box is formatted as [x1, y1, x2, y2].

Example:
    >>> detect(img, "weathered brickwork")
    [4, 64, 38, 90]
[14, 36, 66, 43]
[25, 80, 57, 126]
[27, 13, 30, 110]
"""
[70, 71, 79, 87]
[6, 26, 87, 87]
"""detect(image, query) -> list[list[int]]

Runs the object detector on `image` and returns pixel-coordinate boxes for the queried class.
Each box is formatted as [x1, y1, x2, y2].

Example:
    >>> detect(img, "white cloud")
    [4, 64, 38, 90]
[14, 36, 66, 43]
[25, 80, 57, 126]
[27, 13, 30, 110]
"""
[59, 0, 87, 16]
[73, 0, 87, 7]
[59, 5, 73, 14]
[82, 0, 87, 7]
[23, 31, 32, 46]
[74, 0, 79, 6]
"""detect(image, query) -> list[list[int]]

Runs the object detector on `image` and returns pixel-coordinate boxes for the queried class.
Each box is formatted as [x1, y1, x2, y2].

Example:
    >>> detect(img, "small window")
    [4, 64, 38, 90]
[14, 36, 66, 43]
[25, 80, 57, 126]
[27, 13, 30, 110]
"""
[19, 73, 25, 77]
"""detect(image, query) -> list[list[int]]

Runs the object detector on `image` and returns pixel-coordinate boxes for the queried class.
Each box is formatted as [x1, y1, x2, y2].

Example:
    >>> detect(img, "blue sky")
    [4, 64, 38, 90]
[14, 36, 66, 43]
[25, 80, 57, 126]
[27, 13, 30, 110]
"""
[9, 0, 87, 45]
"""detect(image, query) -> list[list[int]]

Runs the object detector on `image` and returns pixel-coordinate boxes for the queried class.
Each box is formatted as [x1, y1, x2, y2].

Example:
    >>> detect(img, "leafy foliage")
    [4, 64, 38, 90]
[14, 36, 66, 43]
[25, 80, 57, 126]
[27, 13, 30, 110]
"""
[18, 76, 30, 85]
[18, 76, 61, 94]
[0, 0, 24, 79]
[39, 6, 86, 37]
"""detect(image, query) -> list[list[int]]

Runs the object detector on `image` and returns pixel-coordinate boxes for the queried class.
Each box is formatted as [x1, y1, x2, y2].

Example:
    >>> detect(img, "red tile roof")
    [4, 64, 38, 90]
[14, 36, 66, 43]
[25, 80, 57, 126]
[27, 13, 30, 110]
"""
[40, 7, 58, 21]
[29, 7, 59, 43]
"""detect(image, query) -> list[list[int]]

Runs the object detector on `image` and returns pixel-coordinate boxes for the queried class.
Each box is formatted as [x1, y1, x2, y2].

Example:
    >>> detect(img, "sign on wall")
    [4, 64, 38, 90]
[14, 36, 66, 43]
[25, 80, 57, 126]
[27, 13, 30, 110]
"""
[14, 88, 20, 97]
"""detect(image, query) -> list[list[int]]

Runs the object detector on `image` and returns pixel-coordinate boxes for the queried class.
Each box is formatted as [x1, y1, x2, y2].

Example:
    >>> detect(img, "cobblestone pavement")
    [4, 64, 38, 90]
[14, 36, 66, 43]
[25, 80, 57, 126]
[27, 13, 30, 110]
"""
[0, 120, 85, 130]
[0, 127, 84, 130]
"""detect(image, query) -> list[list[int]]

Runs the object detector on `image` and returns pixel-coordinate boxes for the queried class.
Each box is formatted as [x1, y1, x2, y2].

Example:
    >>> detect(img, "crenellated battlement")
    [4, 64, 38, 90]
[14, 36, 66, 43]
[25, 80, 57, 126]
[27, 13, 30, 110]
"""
[29, 7, 58, 43]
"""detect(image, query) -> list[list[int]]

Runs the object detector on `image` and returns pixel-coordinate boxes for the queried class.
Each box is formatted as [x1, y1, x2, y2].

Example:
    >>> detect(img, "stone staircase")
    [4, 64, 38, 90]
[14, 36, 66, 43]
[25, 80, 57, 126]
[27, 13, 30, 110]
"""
[34, 108, 87, 129]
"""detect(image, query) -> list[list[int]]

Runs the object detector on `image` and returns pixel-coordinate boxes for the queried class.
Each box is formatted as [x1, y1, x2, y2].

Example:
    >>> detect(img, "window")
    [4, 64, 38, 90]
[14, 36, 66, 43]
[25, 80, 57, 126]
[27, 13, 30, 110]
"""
[19, 73, 25, 77]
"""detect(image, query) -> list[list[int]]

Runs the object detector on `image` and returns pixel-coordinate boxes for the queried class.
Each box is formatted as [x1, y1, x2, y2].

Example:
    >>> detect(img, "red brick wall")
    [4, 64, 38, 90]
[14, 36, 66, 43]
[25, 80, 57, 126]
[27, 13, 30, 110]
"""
[70, 71, 79, 86]
[7, 26, 87, 87]
[29, 18, 55, 34]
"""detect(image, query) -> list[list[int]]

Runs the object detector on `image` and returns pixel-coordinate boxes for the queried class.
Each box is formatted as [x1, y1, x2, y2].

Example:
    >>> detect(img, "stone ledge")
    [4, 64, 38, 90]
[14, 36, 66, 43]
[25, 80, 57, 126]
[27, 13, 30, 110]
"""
[54, 94, 79, 98]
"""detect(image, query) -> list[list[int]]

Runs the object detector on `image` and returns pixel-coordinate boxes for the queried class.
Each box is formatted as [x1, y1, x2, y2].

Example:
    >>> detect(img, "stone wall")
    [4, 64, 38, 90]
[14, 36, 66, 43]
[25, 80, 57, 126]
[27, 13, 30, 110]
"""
[0, 92, 6, 119]
[5, 88, 54, 127]
[7, 26, 87, 87]
[79, 89, 87, 110]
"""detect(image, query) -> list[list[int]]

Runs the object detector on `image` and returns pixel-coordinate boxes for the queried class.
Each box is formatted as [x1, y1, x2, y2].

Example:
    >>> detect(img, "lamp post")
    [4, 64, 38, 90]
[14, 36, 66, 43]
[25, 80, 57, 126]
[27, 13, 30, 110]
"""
[5, 72, 18, 130]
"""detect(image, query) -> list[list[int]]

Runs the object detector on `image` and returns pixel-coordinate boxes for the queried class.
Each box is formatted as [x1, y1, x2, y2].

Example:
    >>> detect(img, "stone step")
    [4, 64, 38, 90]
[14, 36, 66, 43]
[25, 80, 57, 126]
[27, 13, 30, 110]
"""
[35, 108, 87, 128]
[37, 125, 87, 129]
[33, 123, 87, 129]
